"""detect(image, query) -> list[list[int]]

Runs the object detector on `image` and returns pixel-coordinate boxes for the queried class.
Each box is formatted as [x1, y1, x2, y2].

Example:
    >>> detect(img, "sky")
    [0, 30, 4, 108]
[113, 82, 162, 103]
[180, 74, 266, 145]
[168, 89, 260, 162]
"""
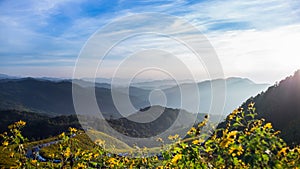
[1, 0, 300, 84]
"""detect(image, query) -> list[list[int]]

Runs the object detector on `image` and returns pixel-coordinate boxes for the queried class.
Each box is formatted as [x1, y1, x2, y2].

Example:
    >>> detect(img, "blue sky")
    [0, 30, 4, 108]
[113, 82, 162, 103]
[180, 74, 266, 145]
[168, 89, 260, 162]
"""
[1, 0, 300, 83]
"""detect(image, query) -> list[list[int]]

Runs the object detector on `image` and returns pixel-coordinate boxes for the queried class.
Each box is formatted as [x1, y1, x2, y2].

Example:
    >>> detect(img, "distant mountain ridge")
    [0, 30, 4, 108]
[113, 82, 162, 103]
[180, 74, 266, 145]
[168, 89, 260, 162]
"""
[162, 77, 269, 115]
[0, 78, 149, 118]
[0, 76, 269, 118]
[0, 74, 20, 79]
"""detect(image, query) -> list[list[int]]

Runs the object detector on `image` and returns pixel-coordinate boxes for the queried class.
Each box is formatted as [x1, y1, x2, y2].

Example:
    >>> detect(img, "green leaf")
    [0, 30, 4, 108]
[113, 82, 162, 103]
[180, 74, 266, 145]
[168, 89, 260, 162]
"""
[232, 122, 240, 128]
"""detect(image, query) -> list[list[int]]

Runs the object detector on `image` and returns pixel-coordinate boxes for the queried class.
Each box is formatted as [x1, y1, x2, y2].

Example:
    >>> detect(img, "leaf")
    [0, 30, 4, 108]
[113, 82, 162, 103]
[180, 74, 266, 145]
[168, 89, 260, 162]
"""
[246, 113, 255, 119]
[232, 122, 240, 128]
[262, 154, 269, 162]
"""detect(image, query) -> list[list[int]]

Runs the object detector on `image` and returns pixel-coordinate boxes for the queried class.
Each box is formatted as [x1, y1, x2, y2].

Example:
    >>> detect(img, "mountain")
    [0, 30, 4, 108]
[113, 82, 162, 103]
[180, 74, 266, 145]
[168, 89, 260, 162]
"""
[0, 78, 75, 115]
[71, 79, 111, 89]
[241, 70, 300, 145]
[0, 78, 149, 119]
[37, 77, 64, 82]
[0, 77, 268, 120]
[107, 105, 196, 138]
[0, 74, 20, 80]
[82, 77, 153, 85]
[106, 105, 212, 147]
[131, 79, 193, 90]
[162, 77, 269, 115]
[0, 110, 80, 140]
[0, 74, 64, 81]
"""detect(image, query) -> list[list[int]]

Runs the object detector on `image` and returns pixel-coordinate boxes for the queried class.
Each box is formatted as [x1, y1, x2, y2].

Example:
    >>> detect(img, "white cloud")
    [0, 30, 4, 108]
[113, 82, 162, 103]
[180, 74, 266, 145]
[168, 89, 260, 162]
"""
[1, 0, 300, 82]
[207, 24, 300, 83]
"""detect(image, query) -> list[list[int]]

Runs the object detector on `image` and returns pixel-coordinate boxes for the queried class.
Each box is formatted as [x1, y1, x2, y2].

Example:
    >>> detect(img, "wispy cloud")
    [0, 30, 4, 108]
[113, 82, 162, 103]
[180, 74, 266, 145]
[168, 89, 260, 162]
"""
[0, 0, 300, 81]
[182, 0, 300, 32]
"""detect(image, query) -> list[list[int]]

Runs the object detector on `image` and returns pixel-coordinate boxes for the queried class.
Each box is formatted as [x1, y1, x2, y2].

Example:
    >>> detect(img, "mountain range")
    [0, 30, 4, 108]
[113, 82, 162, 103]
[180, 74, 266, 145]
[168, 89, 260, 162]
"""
[0, 75, 269, 118]
[1, 71, 300, 146]
[0, 78, 148, 119]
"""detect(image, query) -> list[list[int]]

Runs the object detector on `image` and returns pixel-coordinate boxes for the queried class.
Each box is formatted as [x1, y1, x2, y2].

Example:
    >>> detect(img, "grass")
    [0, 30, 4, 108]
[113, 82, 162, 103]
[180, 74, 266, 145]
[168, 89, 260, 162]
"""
[86, 129, 133, 153]
[39, 129, 135, 158]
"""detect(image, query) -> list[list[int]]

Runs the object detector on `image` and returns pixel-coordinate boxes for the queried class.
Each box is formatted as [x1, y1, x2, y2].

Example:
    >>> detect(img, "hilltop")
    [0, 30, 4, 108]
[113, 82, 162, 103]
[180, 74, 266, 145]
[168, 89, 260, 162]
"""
[241, 70, 300, 145]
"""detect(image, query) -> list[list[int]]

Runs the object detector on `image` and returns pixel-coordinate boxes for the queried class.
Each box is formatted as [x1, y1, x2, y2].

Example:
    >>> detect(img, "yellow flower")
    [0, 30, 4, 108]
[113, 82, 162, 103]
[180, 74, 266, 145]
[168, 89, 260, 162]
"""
[228, 147, 235, 154]
[64, 147, 71, 158]
[168, 134, 179, 140]
[263, 123, 272, 129]
[257, 120, 263, 126]
[2, 141, 9, 146]
[59, 132, 65, 138]
[220, 138, 233, 148]
[187, 127, 196, 135]
[227, 131, 238, 140]
[278, 147, 289, 156]
[273, 131, 281, 136]
[223, 128, 229, 135]
[124, 157, 130, 163]
[250, 126, 257, 132]
[192, 139, 200, 145]
[228, 145, 244, 157]
[31, 159, 37, 164]
[8, 124, 15, 129]
[93, 153, 99, 158]
[293, 147, 300, 154]
[129, 160, 135, 169]
[228, 114, 234, 120]
[248, 102, 255, 108]
[10, 152, 14, 158]
[108, 157, 117, 164]
[13, 129, 19, 134]
[220, 131, 238, 148]
[198, 120, 208, 128]
[16, 120, 26, 126]
[142, 158, 147, 163]
[69, 127, 77, 133]
[75, 150, 81, 157]
[171, 154, 182, 164]
[77, 163, 86, 168]
[108, 157, 119, 168]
